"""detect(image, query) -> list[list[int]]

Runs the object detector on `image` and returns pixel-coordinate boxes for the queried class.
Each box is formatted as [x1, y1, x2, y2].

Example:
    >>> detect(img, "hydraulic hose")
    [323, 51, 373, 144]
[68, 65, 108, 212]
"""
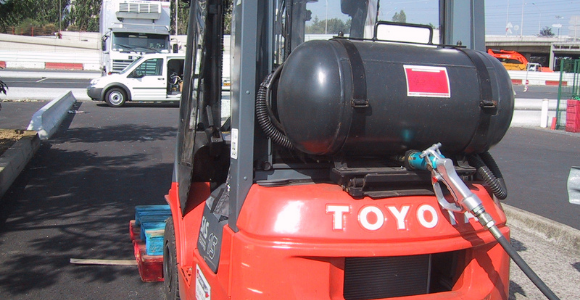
[469, 152, 508, 200]
[256, 70, 294, 149]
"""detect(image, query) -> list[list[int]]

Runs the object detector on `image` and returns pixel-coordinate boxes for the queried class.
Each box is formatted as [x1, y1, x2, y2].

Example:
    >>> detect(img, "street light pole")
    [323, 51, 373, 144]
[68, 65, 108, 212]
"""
[506, 0, 510, 36]
[325, 0, 328, 35]
[520, 0, 524, 38]
[532, 2, 542, 34]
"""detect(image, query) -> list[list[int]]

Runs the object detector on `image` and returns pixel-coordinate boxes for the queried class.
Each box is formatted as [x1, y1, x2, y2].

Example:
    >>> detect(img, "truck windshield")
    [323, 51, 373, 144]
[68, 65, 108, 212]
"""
[113, 32, 168, 53]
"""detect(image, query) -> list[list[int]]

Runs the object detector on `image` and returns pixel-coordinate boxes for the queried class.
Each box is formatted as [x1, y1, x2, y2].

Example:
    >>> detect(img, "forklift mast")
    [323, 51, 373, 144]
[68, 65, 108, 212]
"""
[166, 0, 515, 299]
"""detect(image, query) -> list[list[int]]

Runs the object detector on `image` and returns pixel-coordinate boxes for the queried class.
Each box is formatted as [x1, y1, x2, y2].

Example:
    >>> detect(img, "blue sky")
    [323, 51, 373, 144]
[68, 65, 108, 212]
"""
[485, 0, 580, 36]
[307, 0, 580, 36]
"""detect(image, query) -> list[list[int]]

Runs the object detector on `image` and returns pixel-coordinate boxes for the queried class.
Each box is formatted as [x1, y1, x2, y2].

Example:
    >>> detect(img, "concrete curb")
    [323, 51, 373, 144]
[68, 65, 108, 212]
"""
[27, 91, 76, 140]
[502, 204, 580, 254]
[0, 131, 40, 199]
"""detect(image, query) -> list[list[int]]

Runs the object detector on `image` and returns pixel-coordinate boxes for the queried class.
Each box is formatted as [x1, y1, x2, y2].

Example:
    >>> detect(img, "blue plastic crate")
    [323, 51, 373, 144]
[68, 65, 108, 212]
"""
[139, 221, 166, 241]
[135, 205, 171, 226]
[145, 228, 165, 256]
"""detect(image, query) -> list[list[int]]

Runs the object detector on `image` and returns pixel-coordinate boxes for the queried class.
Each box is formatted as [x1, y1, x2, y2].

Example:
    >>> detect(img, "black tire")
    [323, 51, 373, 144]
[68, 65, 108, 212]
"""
[163, 218, 180, 300]
[105, 87, 126, 107]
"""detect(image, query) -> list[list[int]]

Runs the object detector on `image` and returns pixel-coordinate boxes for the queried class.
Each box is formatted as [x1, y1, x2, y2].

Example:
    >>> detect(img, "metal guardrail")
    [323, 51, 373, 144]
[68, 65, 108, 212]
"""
[0, 51, 100, 64]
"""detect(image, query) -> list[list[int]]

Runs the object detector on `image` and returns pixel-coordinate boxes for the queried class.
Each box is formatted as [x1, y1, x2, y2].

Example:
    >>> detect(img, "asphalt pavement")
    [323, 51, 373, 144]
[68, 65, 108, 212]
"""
[512, 85, 560, 100]
[491, 127, 580, 230]
[0, 101, 175, 299]
[2, 77, 90, 89]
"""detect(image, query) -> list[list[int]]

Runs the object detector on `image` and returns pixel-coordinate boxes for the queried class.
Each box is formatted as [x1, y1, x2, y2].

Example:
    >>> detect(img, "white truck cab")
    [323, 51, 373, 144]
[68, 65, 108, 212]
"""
[87, 53, 185, 107]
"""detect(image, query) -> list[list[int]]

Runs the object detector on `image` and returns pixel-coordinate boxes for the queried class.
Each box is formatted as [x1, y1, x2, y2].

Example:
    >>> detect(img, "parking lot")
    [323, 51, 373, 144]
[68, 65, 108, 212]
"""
[0, 101, 173, 299]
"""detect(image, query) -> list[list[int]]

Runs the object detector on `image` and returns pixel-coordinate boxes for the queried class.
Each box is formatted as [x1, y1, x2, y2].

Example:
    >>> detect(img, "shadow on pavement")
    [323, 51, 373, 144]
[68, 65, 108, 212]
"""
[0, 121, 173, 297]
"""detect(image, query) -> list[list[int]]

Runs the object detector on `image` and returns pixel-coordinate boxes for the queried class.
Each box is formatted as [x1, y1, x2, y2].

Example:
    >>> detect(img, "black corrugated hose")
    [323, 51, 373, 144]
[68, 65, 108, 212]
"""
[256, 70, 294, 150]
[468, 152, 508, 200]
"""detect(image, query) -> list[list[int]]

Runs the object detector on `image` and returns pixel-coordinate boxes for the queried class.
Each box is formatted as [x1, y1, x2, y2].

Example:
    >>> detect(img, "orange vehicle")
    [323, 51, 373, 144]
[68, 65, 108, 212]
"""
[160, 1, 557, 300]
[487, 48, 553, 72]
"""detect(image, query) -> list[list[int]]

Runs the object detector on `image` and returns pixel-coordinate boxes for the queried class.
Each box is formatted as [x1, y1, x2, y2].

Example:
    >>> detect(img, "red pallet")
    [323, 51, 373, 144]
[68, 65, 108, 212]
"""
[130, 220, 164, 282]
[566, 100, 580, 133]
[129, 220, 140, 241]
[133, 241, 164, 282]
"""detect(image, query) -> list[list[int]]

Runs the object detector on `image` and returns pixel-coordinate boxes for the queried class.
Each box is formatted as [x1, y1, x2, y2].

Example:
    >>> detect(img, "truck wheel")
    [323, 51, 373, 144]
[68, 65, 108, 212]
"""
[163, 218, 180, 300]
[105, 87, 126, 107]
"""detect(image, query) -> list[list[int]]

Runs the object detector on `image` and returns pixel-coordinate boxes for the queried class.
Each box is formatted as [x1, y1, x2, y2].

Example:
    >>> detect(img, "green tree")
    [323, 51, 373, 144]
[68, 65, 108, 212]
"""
[392, 10, 406, 23]
[306, 17, 349, 34]
[539, 26, 555, 37]
[223, 0, 233, 34]
[170, 0, 190, 35]
[0, 0, 70, 33]
[0, 0, 35, 32]
[68, 0, 101, 32]
[306, 16, 325, 33]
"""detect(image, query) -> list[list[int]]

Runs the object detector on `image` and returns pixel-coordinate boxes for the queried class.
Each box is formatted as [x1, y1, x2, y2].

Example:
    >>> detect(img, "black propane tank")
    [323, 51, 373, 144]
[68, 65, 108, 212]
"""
[276, 39, 514, 156]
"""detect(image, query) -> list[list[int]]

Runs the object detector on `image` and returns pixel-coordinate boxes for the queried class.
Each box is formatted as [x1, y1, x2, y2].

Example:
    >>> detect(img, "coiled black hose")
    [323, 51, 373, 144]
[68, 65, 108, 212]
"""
[468, 152, 508, 200]
[479, 151, 508, 195]
[256, 71, 294, 150]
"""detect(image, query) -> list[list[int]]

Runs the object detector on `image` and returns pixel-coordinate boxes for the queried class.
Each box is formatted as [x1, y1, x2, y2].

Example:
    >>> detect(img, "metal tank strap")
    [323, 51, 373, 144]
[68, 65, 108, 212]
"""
[333, 38, 370, 154]
[457, 48, 498, 153]
[334, 38, 369, 108]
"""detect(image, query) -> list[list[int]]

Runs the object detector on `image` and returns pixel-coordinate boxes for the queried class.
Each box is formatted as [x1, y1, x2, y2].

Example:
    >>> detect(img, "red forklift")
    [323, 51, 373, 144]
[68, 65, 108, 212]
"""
[161, 1, 558, 299]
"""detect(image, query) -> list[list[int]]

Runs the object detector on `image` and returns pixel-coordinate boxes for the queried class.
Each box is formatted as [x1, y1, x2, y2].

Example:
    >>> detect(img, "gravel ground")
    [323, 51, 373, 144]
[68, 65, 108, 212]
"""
[508, 223, 580, 300]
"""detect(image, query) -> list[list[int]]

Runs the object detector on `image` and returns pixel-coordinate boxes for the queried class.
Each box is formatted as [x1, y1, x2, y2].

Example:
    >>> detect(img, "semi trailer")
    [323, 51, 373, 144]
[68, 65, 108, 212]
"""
[100, 0, 171, 74]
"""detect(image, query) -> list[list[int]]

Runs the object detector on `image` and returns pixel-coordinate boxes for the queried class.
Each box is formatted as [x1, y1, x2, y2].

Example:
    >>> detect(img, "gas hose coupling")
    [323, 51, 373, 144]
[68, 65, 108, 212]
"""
[418, 143, 494, 229]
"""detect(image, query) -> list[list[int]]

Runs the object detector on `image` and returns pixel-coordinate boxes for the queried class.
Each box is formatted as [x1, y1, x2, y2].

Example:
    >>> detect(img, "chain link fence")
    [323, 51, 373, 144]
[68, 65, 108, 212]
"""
[556, 59, 580, 129]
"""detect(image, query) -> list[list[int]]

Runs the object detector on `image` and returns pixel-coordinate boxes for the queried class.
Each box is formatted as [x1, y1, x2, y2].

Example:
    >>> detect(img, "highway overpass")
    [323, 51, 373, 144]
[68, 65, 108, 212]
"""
[486, 35, 580, 70]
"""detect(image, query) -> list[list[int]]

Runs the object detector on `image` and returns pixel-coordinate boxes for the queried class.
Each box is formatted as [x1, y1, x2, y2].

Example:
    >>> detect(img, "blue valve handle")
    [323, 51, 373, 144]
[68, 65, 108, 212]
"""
[413, 143, 485, 215]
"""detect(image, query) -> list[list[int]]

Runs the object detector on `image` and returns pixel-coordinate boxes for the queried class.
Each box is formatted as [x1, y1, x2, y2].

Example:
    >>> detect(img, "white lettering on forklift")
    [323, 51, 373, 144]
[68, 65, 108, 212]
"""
[326, 205, 350, 230]
[327, 204, 442, 231]
[388, 206, 410, 230]
[359, 206, 385, 230]
[417, 204, 438, 228]
[200, 216, 209, 240]
[231, 128, 238, 159]
[196, 264, 211, 300]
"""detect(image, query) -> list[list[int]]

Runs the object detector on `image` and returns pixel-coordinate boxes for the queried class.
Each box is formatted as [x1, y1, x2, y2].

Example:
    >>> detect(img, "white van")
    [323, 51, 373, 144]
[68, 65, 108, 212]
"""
[87, 53, 186, 107]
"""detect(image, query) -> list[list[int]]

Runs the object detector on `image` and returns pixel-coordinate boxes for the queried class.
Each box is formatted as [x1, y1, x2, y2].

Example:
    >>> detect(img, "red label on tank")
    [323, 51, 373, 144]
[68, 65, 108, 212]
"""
[404, 65, 450, 98]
